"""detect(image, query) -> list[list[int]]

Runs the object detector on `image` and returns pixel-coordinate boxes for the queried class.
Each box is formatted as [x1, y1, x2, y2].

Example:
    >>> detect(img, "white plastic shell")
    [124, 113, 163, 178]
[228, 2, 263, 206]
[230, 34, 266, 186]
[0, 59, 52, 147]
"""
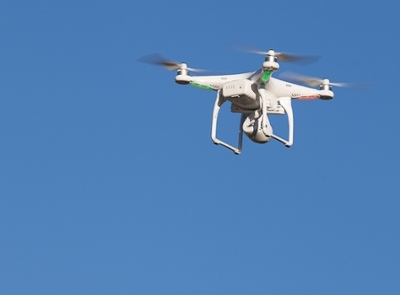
[222, 79, 259, 109]
[262, 61, 279, 71]
[222, 79, 256, 99]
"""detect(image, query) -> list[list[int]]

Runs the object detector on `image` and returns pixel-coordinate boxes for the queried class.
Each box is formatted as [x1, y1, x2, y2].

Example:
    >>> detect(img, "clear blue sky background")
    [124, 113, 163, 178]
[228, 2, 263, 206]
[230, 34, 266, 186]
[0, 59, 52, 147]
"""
[1, 1, 399, 294]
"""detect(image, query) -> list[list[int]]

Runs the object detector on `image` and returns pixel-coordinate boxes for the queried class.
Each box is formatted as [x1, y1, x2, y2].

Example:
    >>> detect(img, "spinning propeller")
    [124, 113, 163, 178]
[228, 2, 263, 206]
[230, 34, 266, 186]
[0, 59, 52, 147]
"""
[279, 71, 371, 90]
[231, 43, 320, 65]
[137, 53, 206, 72]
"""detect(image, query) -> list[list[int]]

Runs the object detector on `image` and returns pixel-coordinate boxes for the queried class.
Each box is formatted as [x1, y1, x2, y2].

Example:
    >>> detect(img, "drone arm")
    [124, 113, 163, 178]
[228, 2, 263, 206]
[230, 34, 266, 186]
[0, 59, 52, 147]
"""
[271, 97, 294, 147]
[211, 90, 242, 154]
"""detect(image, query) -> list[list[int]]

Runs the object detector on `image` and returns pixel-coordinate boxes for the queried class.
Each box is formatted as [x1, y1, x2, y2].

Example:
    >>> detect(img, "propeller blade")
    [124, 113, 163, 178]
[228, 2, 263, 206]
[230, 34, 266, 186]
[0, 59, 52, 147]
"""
[137, 53, 206, 72]
[230, 42, 320, 65]
[137, 53, 181, 70]
[279, 71, 373, 90]
[274, 52, 320, 65]
[329, 82, 372, 90]
[279, 71, 323, 87]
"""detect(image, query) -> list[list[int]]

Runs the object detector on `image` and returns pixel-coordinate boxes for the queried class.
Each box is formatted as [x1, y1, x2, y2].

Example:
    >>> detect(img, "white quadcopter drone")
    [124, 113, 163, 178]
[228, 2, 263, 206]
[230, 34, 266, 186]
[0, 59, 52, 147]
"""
[138, 47, 358, 154]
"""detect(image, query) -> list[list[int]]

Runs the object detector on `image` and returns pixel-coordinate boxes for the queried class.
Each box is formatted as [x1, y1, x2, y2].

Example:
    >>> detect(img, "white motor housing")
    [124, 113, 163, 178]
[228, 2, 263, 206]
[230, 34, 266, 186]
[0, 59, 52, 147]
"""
[222, 79, 259, 110]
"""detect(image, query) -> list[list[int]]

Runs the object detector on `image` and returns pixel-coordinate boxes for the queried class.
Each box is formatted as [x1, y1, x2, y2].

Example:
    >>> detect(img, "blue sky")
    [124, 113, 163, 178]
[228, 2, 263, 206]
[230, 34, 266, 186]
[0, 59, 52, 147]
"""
[1, 0, 399, 294]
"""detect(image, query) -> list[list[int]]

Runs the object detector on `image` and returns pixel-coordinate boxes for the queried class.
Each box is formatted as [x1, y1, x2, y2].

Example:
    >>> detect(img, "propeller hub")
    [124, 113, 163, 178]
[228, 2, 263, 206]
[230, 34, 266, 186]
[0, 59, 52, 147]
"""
[265, 55, 277, 63]
[177, 63, 189, 76]
[320, 79, 332, 91]
[263, 49, 279, 71]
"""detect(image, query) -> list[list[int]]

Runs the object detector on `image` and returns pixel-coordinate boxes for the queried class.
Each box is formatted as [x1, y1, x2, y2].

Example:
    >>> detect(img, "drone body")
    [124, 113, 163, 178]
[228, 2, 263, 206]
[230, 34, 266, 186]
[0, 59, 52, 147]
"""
[138, 50, 349, 154]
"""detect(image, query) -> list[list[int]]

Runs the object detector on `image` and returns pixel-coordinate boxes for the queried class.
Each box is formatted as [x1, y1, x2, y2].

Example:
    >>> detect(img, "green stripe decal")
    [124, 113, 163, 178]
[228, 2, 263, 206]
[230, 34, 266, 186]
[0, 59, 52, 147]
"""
[261, 71, 272, 83]
[189, 82, 212, 90]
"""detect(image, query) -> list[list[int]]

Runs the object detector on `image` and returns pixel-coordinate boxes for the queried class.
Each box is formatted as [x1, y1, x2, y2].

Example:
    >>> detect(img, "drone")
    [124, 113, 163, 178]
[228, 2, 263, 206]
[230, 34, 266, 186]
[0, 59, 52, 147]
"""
[138, 47, 360, 154]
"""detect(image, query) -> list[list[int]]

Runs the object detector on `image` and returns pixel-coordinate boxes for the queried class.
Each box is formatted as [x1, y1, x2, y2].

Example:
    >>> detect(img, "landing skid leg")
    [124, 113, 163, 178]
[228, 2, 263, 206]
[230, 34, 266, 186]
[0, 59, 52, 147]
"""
[211, 90, 243, 154]
[271, 96, 294, 147]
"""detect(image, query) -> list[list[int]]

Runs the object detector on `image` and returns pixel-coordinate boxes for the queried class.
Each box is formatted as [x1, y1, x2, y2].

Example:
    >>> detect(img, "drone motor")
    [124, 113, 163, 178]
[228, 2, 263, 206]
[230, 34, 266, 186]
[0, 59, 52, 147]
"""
[262, 50, 280, 71]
